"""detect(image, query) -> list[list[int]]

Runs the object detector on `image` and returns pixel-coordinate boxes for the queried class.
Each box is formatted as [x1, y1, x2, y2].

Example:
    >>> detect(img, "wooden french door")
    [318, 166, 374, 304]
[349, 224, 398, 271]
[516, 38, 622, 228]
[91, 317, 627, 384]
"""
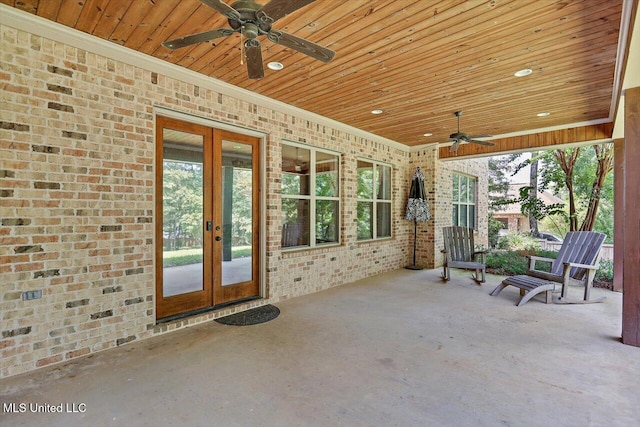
[155, 116, 260, 319]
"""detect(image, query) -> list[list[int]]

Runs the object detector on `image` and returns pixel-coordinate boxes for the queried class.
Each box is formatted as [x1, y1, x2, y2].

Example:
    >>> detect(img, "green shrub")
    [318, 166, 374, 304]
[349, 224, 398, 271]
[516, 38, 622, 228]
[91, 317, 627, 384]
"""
[163, 252, 203, 268]
[595, 259, 613, 286]
[488, 215, 503, 248]
[486, 249, 557, 276]
[496, 232, 541, 252]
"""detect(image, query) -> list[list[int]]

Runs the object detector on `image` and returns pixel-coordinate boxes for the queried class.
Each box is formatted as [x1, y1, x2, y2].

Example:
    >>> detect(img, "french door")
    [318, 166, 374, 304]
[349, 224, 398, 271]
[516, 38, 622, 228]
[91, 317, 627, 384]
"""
[155, 116, 260, 319]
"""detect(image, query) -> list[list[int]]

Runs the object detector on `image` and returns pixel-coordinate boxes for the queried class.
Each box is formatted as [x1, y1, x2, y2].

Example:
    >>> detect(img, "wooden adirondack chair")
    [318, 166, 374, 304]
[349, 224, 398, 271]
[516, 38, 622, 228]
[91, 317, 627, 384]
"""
[441, 226, 487, 283]
[490, 231, 606, 306]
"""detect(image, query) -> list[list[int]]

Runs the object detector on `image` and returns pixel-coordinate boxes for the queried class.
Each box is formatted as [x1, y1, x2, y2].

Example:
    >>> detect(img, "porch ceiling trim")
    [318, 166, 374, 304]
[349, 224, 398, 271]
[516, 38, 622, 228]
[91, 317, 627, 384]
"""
[438, 122, 614, 160]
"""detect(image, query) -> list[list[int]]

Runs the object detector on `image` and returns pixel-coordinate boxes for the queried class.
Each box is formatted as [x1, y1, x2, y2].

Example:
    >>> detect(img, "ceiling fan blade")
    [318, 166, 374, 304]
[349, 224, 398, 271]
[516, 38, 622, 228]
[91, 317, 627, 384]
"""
[469, 134, 492, 139]
[163, 29, 235, 50]
[268, 31, 335, 63]
[259, 0, 316, 23]
[245, 40, 265, 79]
[469, 139, 495, 146]
[201, 0, 241, 20]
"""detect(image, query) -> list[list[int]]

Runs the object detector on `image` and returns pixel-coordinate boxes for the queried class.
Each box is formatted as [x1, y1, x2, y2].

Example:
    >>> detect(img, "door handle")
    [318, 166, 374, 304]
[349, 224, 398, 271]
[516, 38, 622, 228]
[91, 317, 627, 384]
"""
[206, 221, 212, 231]
[215, 236, 222, 241]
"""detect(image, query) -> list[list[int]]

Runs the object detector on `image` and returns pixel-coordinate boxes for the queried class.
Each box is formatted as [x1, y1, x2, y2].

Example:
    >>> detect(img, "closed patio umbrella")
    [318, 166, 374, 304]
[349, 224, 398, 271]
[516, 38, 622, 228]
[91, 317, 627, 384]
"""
[405, 167, 431, 270]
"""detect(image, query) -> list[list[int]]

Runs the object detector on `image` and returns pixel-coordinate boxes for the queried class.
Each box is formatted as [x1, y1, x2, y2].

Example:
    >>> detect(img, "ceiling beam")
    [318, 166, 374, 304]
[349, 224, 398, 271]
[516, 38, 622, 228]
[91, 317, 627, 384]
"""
[439, 122, 614, 160]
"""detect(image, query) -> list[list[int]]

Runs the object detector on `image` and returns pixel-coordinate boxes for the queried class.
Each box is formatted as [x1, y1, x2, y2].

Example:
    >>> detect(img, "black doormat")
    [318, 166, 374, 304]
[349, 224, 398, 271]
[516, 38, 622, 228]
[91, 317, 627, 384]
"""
[215, 305, 280, 326]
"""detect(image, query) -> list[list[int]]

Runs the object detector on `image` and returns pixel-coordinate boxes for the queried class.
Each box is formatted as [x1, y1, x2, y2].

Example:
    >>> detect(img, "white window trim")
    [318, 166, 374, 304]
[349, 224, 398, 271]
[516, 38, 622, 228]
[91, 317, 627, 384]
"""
[281, 141, 341, 250]
[452, 172, 477, 229]
[357, 158, 393, 241]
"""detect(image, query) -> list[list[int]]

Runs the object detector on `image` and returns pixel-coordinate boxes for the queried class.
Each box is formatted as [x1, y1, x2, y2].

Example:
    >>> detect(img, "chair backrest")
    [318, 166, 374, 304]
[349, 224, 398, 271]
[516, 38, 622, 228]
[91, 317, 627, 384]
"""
[551, 231, 606, 279]
[443, 226, 475, 262]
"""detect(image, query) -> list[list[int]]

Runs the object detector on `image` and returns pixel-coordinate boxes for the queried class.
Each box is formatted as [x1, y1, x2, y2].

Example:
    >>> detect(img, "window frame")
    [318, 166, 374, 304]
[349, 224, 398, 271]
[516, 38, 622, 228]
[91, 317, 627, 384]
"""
[452, 172, 477, 229]
[281, 141, 341, 250]
[356, 158, 393, 241]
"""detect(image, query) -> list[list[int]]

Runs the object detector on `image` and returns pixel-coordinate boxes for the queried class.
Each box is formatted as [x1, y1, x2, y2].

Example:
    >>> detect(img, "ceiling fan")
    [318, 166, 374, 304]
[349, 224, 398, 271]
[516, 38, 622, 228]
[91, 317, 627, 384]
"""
[162, 0, 336, 79]
[448, 111, 494, 152]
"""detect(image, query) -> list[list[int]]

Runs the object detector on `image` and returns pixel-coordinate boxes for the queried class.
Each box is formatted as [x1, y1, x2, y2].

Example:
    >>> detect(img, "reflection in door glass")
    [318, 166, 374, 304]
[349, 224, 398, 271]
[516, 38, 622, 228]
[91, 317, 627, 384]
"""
[162, 129, 204, 297]
[221, 140, 253, 286]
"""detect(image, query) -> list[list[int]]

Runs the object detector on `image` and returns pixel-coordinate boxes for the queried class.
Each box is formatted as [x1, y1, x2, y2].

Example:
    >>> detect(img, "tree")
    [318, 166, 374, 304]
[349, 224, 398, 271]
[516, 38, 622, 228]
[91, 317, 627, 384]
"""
[579, 144, 614, 231]
[491, 153, 564, 237]
[539, 144, 614, 236]
[162, 161, 204, 250]
[550, 148, 581, 231]
[528, 152, 540, 237]
[487, 154, 520, 210]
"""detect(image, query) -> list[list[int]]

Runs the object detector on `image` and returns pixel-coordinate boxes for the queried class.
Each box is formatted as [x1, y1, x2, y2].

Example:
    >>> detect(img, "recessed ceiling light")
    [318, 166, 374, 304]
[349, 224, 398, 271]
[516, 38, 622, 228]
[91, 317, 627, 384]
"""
[423, 133, 433, 137]
[514, 68, 533, 77]
[371, 109, 384, 114]
[267, 62, 283, 71]
[537, 112, 551, 117]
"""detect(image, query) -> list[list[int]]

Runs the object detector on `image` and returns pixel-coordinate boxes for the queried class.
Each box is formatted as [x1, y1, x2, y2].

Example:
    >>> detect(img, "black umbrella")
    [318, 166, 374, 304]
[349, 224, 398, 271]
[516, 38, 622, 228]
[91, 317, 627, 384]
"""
[405, 167, 431, 270]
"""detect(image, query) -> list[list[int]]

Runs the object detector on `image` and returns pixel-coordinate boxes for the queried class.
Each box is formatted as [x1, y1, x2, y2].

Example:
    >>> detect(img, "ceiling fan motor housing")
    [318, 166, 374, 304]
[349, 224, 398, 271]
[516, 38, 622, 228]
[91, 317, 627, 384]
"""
[228, 1, 270, 37]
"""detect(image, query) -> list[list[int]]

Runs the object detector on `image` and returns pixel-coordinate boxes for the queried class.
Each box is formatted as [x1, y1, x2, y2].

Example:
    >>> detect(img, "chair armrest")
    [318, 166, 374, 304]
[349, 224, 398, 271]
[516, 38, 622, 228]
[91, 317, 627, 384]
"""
[472, 250, 487, 263]
[527, 255, 555, 272]
[527, 255, 555, 263]
[562, 261, 598, 270]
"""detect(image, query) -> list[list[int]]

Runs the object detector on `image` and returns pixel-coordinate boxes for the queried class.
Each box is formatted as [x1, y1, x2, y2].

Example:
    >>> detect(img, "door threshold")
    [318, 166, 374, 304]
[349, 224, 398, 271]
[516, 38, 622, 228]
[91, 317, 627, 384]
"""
[156, 296, 263, 324]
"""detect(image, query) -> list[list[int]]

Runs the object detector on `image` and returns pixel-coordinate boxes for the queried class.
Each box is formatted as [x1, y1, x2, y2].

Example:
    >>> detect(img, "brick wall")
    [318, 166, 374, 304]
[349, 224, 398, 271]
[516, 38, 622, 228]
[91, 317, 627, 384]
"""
[0, 21, 489, 378]
[0, 25, 418, 378]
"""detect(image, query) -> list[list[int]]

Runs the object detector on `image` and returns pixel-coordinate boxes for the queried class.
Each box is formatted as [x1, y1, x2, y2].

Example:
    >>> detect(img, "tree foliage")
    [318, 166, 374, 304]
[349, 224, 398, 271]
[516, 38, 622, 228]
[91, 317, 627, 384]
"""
[163, 161, 203, 250]
[489, 144, 614, 243]
[488, 154, 520, 210]
[539, 143, 614, 238]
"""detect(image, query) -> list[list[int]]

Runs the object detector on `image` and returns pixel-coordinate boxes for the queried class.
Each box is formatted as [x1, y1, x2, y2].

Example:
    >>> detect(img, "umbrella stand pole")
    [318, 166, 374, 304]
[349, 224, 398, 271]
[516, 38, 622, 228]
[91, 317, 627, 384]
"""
[405, 219, 423, 270]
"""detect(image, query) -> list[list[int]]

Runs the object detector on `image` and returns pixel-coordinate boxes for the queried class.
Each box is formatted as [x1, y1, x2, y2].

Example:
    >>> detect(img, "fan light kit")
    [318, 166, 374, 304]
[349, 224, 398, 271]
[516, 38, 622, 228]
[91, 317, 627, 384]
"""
[514, 68, 533, 77]
[267, 61, 284, 70]
[162, 0, 336, 79]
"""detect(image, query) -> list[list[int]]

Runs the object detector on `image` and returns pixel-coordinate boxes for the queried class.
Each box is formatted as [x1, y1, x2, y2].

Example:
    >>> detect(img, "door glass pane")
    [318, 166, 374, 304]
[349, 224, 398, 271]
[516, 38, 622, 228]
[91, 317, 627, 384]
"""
[221, 140, 253, 286]
[357, 201, 373, 240]
[316, 200, 338, 244]
[162, 129, 204, 297]
[282, 144, 310, 195]
[282, 199, 310, 247]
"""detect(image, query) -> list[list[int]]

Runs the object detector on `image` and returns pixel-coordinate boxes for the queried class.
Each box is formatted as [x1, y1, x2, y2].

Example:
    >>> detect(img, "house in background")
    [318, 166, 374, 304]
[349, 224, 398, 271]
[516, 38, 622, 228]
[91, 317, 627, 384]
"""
[493, 183, 565, 234]
[1, 1, 639, 379]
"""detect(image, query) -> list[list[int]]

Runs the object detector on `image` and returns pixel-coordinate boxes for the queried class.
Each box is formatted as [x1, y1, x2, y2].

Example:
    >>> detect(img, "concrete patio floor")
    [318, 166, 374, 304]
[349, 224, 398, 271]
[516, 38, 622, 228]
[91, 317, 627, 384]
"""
[1, 268, 639, 427]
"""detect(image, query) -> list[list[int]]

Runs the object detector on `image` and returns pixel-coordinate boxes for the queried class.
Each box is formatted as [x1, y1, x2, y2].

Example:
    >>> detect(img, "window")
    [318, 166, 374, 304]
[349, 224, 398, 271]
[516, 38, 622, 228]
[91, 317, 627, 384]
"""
[281, 142, 340, 249]
[357, 160, 392, 240]
[452, 173, 477, 229]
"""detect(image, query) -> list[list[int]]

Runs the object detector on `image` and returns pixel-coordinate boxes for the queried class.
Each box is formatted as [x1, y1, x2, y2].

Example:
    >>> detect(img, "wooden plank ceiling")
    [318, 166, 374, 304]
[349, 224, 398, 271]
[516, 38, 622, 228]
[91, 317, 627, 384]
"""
[3, 0, 625, 149]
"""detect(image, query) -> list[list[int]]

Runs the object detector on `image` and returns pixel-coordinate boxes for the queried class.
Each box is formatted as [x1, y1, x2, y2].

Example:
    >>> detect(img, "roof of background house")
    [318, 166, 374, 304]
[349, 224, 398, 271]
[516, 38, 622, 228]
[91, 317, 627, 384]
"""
[493, 183, 565, 215]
